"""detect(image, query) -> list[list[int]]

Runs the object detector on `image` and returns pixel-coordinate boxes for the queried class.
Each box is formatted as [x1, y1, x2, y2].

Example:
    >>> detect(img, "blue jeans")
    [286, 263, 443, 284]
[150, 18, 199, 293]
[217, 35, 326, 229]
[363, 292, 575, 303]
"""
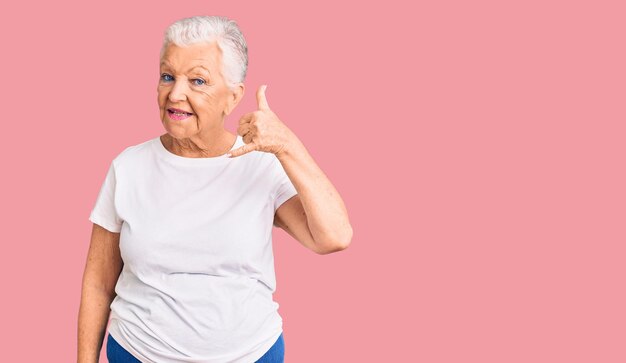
[106, 332, 285, 362]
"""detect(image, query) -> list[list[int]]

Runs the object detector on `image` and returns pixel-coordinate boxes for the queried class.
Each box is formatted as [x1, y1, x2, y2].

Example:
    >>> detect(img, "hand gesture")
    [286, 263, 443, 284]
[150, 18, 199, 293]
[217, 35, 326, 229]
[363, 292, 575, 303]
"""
[228, 85, 296, 158]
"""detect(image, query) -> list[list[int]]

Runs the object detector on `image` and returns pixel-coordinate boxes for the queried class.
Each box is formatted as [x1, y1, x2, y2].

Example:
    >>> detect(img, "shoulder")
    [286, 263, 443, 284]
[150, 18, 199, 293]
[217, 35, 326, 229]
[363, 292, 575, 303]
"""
[111, 136, 157, 168]
[229, 148, 285, 188]
[255, 151, 283, 175]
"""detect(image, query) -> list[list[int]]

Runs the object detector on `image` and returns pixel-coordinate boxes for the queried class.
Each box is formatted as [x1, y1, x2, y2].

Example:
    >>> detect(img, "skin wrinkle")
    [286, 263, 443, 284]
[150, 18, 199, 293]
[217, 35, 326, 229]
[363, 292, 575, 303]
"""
[160, 61, 212, 77]
[157, 42, 244, 158]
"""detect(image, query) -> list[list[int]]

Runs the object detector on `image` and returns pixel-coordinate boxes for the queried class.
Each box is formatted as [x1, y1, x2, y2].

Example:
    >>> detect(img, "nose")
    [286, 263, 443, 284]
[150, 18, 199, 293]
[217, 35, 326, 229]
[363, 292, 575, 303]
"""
[168, 79, 188, 103]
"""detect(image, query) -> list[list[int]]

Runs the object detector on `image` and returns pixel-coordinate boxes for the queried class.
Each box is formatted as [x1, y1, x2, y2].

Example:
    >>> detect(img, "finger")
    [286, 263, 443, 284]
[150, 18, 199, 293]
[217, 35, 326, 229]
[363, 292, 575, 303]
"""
[228, 142, 258, 158]
[237, 123, 252, 137]
[243, 132, 254, 144]
[238, 113, 253, 126]
[256, 84, 270, 110]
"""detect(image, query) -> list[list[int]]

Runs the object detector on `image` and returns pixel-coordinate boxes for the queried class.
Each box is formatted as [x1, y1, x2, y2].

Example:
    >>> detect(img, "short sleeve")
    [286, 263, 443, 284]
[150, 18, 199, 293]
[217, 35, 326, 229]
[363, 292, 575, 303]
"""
[89, 161, 123, 233]
[272, 157, 298, 212]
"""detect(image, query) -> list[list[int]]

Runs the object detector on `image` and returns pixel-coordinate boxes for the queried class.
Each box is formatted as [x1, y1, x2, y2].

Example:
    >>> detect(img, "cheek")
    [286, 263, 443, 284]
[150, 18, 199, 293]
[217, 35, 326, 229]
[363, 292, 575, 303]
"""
[157, 89, 167, 107]
[192, 90, 222, 113]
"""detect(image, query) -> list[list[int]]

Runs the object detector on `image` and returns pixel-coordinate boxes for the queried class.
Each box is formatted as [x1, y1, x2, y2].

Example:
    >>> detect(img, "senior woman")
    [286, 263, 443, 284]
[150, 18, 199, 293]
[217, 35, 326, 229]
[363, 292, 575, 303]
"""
[77, 15, 352, 363]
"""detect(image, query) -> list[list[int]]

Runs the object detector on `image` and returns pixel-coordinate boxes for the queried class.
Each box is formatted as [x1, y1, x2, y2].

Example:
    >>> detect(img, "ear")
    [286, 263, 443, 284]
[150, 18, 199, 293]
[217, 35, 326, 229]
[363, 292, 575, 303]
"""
[224, 83, 245, 116]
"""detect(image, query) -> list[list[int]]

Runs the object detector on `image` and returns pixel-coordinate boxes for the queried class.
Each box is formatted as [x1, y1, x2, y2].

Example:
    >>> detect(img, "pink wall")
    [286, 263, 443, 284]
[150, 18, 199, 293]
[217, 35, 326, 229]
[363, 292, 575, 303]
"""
[1, 0, 624, 362]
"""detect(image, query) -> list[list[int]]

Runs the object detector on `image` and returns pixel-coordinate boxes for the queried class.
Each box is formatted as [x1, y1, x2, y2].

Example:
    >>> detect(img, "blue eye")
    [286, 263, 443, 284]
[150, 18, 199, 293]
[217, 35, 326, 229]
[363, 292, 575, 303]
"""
[161, 73, 174, 82]
[192, 78, 206, 86]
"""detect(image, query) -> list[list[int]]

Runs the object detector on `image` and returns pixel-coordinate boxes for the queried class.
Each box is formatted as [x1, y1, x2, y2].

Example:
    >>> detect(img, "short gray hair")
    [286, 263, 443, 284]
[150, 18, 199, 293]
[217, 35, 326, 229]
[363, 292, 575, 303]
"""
[160, 16, 248, 90]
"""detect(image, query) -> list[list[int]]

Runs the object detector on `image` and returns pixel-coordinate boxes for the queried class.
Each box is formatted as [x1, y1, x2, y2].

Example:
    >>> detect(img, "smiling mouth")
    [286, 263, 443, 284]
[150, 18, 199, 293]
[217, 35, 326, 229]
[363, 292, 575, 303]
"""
[167, 108, 193, 116]
[167, 108, 194, 121]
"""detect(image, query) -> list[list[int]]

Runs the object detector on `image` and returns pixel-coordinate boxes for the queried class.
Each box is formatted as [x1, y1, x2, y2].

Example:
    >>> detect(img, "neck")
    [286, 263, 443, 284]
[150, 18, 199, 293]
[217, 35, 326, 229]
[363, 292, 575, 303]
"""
[162, 131, 236, 158]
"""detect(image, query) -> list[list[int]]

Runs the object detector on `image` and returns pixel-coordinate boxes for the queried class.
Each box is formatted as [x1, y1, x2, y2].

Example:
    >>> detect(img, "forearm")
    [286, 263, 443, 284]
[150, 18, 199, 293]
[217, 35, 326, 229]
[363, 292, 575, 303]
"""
[77, 285, 115, 363]
[277, 138, 352, 249]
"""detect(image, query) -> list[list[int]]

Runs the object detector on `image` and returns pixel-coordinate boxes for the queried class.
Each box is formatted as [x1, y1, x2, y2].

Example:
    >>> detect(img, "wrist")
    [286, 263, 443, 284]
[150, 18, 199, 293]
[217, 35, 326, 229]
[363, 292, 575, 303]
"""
[276, 136, 304, 162]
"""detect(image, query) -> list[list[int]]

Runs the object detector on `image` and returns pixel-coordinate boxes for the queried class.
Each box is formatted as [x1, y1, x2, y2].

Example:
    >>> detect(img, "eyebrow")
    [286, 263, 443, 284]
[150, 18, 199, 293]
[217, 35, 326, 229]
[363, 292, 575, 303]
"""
[160, 62, 211, 75]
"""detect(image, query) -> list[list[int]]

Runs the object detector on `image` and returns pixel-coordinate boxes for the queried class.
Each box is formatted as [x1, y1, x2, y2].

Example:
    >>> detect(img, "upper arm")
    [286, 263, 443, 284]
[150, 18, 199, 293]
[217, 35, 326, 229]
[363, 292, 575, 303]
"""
[82, 223, 123, 295]
[273, 194, 320, 254]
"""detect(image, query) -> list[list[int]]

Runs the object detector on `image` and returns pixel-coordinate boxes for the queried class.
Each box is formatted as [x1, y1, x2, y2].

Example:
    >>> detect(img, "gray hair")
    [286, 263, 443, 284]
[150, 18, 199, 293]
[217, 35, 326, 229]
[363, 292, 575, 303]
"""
[160, 16, 248, 90]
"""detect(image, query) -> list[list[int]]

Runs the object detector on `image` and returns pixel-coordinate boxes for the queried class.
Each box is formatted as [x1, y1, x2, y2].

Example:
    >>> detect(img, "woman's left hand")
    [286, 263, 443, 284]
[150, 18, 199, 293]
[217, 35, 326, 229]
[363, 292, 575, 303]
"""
[228, 85, 297, 158]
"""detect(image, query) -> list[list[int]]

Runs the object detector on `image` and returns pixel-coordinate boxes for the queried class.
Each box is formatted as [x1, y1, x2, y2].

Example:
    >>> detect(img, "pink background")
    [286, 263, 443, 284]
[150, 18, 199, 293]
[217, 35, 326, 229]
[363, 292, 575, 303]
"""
[1, 0, 624, 362]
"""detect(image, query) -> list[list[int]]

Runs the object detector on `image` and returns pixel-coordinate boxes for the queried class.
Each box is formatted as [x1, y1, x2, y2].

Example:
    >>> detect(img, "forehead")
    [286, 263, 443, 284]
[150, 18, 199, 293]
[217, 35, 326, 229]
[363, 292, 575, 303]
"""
[160, 41, 222, 71]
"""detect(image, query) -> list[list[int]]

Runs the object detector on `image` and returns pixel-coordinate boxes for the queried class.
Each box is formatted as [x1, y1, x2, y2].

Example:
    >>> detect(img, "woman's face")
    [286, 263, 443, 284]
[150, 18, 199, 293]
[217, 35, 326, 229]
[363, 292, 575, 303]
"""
[157, 42, 243, 139]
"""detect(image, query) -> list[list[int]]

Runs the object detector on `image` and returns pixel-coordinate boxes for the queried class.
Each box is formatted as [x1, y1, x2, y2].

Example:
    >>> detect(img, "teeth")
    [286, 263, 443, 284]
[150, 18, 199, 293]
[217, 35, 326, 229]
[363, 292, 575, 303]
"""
[170, 110, 191, 116]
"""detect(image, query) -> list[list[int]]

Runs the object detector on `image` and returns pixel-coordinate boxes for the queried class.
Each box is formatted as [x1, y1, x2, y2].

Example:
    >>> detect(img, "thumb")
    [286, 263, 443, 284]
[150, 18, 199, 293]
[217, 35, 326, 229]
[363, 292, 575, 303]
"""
[256, 84, 270, 110]
[228, 143, 258, 158]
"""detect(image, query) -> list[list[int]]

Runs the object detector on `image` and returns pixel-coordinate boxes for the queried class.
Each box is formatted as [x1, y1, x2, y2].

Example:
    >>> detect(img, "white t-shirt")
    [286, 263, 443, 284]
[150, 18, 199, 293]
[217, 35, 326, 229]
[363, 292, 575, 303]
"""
[89, 134, 297, 363]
